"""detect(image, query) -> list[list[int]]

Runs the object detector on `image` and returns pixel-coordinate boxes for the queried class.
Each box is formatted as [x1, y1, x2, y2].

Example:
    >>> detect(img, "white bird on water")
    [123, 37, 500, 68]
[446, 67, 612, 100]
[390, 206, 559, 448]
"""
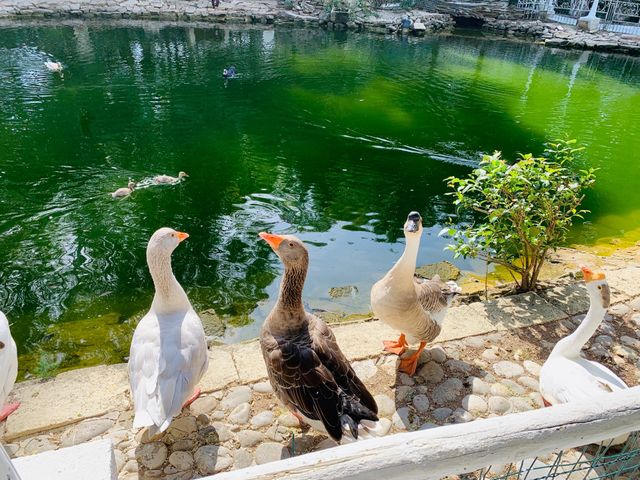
[0, 312, 19, 421]
[128, 228, 208, 435]
[44, 61, 63, 73]
[153, 171, 188, 185]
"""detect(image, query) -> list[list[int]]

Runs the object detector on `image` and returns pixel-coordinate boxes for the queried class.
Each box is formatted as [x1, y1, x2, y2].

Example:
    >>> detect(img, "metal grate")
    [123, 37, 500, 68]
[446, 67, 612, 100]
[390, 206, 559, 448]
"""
[472, 431, 640, 480]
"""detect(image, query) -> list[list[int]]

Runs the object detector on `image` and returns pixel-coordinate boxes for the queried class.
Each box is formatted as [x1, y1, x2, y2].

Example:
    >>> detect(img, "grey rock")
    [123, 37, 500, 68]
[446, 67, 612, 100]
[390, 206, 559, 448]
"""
[418, 361, 444, 383]
[136, 442, 168, 470]
[396, 385, 413, 403]
[399, 372, 415, 386]
[200, 308, 226, 337]
[464, 336, 486, 348]
[124, 459, 138, 474]
[374, 394, 396, 417]
[329, 285, 358, 298]
[432, 407, 452, 421]
[415, 261, 460, 281]
[167, 416, 198, 438]
[253, 381, 274, 393]
[60, 418, 115, 447]
[529, 392, 545, 408]
[234, 449, 254, 469]
[452, 408, 474, 423]
[221, 386, 252, 410]
[428, 346, 447, 363]
[255, 442, 290, 465]
[250, 411, 275, 428]
[114, 449, 126, 472]
[445, 359, 472, 374]
[412, 394, 430, 413]
[229, 403, 251, 424]
[517, 376, 539, 391]
[194, 445, 233, 475]
[432, 378, 464, 405]
[462, 394, 487, 414]
[169, 451, 194, 471]
[488, 396, 510, 414]
[190, 396, 219, 416]
[494, 361, 524, 378]
[609, 304, 630, 317]
[419, 422, 438, 430]
[171, 439, 196, 452]
[266, 425, 289, 442]
[621, 335, 640, 349]
[595, 335, 614, 347]
[500, 379, 526, 395]
[237, 430, 264, 448]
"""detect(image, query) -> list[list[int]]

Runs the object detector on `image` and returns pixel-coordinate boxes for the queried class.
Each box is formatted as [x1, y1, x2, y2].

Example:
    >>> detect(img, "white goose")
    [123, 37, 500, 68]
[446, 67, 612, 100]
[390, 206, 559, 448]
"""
[371, 211, 461, 375]
[539, 266, 629, 445]
[128, 228, 208, 434]
[111, 180, 136, 199]
[0, 312, 19, 421]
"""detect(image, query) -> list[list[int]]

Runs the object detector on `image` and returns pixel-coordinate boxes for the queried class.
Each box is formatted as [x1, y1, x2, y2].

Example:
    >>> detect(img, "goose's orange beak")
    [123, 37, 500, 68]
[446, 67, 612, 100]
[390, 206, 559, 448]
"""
[581, 266, 605, 282]
[259, 232, 284, 250]
[176, 231, 189, 242]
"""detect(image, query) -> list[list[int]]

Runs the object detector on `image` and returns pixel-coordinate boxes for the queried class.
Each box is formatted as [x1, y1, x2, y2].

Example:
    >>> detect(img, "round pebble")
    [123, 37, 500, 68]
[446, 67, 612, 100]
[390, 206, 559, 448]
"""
[392, 407, 411, 430]
[432, 378, 463, 405]
[412, 394, 430, 413]
[278, 413, 300, 428]
[135, 442, 168, 470]
[194, 446, 233, 474]
[237, 430, 264, 448]
[500, 379, 525, 395]
[252, 382, 273, 393]
[229, 403, 251, 424]
[418, 361, 444, 383]
[595, 335, 614, 347]
[488, 396, 510, 414]
[234, 449, 254, 469]
[445, 359, 472, 374]
[490, 383, 511, 397]
[353, 359, 377, 381]
[399, 373, 415, 386]
[452, 408, 474, 423]
[432, 407, 452, 421]
[167, 416, 197, 439]
[510, 397, 534, 412]
[250, 411, 275, 428]
[221, 386, 252, 410]
[396, 385, 413, 403]
[189, 396, 219, 416]
[169, 451, 194, 471]
[462, 394, 487, 414]
[494, 360, 524, 378]
[518, 376, 539, 391]
[255, 443, 290, 465]
[482, 348, 500, 362]
[522, 360, 541, 376]
[467, 376, 491, 395]
[429, 346, 447, 363]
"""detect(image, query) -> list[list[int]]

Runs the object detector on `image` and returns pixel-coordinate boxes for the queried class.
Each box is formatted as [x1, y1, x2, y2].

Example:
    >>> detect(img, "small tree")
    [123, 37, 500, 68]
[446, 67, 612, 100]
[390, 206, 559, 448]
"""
[444, 139, 596, 292]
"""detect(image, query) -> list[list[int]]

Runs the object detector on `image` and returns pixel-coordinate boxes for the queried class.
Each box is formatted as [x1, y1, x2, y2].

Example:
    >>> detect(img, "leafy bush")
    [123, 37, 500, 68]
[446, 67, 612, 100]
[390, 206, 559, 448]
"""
[444, 139, 596, 291]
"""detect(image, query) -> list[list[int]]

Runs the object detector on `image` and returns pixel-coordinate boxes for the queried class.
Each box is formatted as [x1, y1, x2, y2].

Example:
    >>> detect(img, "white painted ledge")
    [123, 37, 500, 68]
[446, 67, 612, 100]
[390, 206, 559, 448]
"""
[210, 386, 640, 480]
[11, 439, 116, 480]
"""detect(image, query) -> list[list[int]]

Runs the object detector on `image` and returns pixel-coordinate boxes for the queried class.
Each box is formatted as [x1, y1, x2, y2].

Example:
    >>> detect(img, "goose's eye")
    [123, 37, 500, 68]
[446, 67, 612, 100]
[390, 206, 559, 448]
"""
[289, 242, 294, 247]
[597, 286, 602, 290]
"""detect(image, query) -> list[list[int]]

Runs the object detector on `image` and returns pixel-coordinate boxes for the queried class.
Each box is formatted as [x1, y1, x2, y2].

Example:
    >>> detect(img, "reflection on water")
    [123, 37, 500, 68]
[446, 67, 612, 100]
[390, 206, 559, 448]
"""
[0, 22, 638, 375]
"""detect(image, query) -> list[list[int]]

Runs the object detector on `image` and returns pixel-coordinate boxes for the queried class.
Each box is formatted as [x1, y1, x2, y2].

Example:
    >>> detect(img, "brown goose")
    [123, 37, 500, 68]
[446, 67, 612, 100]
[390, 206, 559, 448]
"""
[371, 211, 461, 375]
[259, 232, 380, 442]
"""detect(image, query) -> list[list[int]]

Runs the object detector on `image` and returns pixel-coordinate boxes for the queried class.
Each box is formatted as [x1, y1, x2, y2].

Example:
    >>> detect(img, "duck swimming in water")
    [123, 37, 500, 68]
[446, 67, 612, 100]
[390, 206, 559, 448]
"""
[153, 172, 188, 185]
[111, 180, 136, 198]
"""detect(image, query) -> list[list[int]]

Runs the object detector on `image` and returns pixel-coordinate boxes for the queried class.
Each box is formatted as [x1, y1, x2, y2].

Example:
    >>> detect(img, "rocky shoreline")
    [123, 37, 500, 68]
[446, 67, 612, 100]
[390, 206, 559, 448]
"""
[2, 0, 640, 55]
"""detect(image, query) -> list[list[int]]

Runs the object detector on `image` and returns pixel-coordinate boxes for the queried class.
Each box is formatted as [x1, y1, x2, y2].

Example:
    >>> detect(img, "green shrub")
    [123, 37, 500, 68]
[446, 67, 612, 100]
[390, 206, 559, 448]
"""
[444, 139, 596, 291]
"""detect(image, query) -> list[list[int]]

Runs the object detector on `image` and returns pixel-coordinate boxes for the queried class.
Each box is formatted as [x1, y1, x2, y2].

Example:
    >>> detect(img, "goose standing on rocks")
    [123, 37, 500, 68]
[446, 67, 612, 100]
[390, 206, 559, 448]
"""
[259, 232, 382, 443]
[111, 180, 136, 199]
[128, 228, 208, 435]
[539, 266, 629, 445]
[153, 171, 188, 185]
[0, 312, 19, 421]
[371, 211, 461, 375]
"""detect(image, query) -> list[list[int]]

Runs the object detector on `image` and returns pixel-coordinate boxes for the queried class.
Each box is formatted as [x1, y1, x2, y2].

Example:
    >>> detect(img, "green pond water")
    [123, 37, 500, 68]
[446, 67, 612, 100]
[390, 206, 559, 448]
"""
[0, 21, 639, 378]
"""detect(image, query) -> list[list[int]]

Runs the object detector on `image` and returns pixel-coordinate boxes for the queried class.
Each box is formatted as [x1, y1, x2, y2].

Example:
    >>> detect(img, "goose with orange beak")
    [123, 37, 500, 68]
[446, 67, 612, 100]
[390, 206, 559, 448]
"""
[539, 266, 629, 445]
[128, 227, 208, 435]
[258, 232, 384, 443]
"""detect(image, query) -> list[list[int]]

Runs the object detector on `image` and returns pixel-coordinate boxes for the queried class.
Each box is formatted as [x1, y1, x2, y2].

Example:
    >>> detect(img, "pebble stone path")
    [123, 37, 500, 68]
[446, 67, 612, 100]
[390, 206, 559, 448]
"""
[2, 246, 640, 479]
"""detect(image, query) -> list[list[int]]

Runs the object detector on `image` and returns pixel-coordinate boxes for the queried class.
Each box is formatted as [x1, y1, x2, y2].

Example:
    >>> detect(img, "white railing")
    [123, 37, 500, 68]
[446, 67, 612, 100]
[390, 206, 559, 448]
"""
[208, 386, 640, 480]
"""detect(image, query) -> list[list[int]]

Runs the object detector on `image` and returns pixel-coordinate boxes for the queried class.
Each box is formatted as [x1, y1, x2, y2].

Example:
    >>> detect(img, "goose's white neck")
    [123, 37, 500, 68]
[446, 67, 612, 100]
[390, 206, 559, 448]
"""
[387, 233, 421, 287]
[147, 250, 191, 316]
[550, 289, 605, 359]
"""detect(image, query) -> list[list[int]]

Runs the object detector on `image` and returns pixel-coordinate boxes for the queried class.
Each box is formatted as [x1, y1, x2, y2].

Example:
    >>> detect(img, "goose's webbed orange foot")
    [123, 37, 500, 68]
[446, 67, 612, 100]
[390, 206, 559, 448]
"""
[398, 342, 426, 376]
[383, 333, 408, 355]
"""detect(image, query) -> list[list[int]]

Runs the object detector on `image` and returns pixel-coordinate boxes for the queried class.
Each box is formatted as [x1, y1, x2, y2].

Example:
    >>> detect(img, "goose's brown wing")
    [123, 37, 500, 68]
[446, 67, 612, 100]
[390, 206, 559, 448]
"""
[414, 277, 447, 313]
[308, 314, 378, 415]
[260, 315, 377, 441]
